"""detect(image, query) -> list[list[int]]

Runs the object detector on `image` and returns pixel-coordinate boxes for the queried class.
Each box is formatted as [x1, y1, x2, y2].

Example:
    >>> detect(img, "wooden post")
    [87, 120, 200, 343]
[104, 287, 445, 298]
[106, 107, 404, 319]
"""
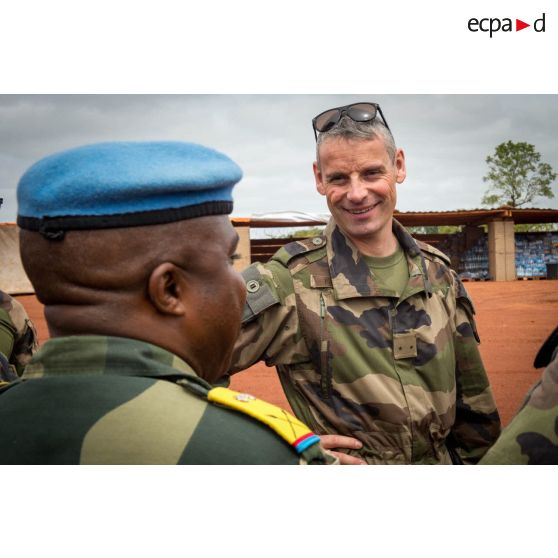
[488, 219, 516, 281]
[232, 222, 251, 272]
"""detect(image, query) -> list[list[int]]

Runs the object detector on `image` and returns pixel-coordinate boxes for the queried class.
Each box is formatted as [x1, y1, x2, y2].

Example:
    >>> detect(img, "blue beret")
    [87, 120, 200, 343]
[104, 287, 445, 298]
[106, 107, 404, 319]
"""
[17, 141, 242, 239]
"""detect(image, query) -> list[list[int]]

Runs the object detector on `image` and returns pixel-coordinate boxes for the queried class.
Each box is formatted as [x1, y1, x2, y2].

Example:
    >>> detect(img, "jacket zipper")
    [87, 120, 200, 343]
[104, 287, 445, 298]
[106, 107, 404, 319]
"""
[319, 292, 331, 399]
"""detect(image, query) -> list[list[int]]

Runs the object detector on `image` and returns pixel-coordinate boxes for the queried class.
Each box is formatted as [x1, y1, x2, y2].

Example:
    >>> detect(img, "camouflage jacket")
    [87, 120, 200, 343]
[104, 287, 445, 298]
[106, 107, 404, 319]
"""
[0, 291, 38, 385]
[231, 218, 501, 464]
[481, 327, 558, 465]
[0, 335, 335, 465]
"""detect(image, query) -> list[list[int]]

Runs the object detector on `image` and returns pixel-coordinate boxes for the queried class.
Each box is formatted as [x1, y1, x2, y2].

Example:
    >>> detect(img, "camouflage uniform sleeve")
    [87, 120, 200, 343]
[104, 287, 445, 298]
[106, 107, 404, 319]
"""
[0, 296, 38, 380]
[480, 331, 558, 465]
[9, 299, 39, 377]
[0, 310, 18, 383]
[230, 260, 309, 373]
[447, 271, 502, 464]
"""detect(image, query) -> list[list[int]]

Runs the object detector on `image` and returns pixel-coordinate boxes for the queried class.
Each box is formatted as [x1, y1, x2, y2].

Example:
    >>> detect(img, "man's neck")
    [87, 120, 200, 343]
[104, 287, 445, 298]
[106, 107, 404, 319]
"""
[345, 225, 398, 258]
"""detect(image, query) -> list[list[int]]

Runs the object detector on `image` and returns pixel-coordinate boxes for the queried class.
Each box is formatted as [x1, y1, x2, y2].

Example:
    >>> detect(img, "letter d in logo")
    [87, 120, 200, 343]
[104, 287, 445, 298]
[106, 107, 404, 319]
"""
[534, 13, 546, 32]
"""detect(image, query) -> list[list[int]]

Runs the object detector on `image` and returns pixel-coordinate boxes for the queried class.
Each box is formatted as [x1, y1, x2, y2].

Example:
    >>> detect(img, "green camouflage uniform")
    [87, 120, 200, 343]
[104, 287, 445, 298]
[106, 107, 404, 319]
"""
[231, 218, 501, 464]
[481, 327, 558, 465]
[0, 290, 38, 385]
[0, 335, 335, 465]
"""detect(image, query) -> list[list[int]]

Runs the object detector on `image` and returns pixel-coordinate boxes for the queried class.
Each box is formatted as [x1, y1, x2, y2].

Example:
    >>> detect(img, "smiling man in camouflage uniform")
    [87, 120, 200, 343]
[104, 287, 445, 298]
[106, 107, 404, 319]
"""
[230, 102, 501, 464]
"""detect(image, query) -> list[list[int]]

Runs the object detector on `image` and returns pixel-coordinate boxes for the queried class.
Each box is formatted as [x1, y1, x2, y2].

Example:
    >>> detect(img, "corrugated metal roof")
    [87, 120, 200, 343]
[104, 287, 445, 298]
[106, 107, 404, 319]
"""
[3, 206, 557, 231]
[232, 207, 558, 228]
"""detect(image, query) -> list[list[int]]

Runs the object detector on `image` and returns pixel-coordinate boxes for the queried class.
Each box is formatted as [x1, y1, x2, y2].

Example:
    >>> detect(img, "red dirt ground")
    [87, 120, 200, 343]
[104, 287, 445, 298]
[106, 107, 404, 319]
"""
[17, 280, 558, 426]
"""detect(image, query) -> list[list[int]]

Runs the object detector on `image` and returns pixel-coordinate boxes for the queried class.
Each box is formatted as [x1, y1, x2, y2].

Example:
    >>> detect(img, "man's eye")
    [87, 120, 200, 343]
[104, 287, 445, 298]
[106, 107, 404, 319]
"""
[328, 176, 346, 184]
[230, 253, 242, 263]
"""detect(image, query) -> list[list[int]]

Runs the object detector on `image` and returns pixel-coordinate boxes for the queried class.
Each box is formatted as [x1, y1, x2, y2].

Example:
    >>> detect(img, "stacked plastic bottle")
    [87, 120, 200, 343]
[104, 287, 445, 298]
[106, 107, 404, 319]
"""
[515, 232, 558, 278]
[458, 235, 489, 280]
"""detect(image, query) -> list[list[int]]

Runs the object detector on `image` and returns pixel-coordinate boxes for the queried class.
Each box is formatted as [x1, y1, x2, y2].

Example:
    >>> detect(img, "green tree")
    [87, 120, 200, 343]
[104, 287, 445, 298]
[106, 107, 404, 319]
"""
[514, 223, 557, 233]
[292, 227, 324, 238]
[482, 141, 556, 208]
[407, 225, 462, 235]
[265, 227, 324, 239]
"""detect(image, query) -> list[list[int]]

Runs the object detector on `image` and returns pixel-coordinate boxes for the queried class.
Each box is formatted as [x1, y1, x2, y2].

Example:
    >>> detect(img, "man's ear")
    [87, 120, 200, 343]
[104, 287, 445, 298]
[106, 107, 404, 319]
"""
[313, 161, 326, 195]
[395, 148, 407, 184]
[148, 263, 187, 316]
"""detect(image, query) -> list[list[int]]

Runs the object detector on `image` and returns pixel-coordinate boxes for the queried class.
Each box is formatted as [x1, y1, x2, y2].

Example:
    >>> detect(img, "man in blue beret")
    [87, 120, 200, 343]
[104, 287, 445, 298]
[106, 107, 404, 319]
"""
[0, 141, 336, 465]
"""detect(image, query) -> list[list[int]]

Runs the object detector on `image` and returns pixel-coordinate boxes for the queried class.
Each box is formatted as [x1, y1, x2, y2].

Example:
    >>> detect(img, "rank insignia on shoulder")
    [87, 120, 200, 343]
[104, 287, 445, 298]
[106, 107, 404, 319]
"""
[207, 387, 321, 454]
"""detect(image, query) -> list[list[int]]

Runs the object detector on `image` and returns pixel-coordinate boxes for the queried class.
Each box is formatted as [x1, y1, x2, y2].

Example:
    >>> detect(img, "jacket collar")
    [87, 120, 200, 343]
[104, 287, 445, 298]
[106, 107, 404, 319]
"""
[324, 218, 432, 301]
[22, 335, 209, 389]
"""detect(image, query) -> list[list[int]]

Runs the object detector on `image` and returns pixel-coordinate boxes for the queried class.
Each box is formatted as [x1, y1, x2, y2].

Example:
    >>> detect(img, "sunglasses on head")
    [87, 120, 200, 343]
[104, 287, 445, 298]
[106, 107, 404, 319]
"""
[311, 102, 391, 141]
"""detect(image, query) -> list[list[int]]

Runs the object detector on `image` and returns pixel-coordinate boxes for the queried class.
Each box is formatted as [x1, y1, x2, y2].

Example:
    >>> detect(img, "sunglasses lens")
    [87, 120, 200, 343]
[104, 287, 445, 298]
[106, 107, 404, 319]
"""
[314, 109, 341, 132]
[347, 103, 377, 122]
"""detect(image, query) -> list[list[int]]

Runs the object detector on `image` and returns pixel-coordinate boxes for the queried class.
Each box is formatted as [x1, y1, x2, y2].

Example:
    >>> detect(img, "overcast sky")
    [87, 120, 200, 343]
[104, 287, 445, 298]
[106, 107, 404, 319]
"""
[1, 94, 557, 222]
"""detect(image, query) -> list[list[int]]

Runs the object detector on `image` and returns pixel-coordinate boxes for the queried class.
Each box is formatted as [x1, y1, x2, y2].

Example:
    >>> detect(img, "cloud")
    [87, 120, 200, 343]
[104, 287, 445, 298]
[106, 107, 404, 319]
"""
[1, 94, 557, 221]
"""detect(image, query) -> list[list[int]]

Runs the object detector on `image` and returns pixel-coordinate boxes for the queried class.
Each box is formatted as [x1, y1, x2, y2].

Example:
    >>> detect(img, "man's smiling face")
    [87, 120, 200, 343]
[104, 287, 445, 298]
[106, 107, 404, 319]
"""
[313, 136, 406, 251]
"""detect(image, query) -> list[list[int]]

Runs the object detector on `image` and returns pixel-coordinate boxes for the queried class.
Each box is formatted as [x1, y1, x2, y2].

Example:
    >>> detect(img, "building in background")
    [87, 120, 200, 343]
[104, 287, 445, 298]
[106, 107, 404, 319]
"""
[2, 207, 558, 296]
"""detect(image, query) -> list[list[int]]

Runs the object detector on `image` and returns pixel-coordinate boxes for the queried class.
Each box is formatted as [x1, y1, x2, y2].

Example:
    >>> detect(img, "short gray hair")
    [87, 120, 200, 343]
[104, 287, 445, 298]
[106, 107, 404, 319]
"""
[316, 116, 397, 166]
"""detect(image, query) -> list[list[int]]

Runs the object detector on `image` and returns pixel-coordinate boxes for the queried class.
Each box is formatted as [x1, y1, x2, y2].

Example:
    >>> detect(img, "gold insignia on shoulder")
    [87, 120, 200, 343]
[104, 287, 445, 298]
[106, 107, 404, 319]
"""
[208, 387, 320, 453]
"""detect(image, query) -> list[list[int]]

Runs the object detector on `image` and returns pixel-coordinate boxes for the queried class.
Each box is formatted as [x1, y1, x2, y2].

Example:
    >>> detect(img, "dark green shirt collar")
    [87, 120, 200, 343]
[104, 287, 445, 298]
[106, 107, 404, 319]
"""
[22, 335, 210, 389]
[324, 218, 431, 300]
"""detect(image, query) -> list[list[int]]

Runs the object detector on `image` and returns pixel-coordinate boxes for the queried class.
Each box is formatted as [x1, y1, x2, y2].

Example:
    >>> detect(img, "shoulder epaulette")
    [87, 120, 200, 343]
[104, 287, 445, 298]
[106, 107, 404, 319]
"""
[415, 239, 452, 267]
[272, 236, 327, 267]
[240, 265, 280, 322]
[207, 387, 321, 454]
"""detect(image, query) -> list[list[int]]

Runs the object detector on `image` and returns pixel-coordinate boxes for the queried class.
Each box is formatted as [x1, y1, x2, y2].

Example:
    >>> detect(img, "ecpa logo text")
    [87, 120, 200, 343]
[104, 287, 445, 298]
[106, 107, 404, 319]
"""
[468, 13, 546, 37]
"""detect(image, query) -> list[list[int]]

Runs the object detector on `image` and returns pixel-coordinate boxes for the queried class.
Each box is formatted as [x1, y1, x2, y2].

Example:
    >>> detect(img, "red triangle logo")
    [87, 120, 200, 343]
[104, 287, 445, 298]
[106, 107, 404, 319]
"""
[516, 19, 530, 31]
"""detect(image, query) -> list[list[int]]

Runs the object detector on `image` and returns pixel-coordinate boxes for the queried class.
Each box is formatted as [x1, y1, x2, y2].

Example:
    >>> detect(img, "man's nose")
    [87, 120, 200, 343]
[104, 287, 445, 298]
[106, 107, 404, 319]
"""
[346, 179, 367, 203]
